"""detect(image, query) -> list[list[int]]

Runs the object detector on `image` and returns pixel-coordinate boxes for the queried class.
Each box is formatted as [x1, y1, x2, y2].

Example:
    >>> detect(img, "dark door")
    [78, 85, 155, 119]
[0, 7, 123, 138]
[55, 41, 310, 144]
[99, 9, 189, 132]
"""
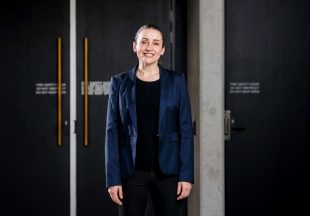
[75, 0, 186, 215]
[0, 0, 70, 215]
[225, 0, 310, 215]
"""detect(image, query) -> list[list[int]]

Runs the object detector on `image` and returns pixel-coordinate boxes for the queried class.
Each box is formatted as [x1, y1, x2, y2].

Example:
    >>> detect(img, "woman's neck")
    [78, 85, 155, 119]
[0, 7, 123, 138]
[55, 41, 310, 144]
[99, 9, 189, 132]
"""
[138, 62, 159, 76]
[137, 62, 160, 81]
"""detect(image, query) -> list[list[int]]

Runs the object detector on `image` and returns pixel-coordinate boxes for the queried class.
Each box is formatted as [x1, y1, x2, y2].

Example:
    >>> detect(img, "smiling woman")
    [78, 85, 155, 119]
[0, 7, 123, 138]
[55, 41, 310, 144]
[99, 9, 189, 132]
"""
[105, 24, 194, 216]
[133, 25, 166, 81]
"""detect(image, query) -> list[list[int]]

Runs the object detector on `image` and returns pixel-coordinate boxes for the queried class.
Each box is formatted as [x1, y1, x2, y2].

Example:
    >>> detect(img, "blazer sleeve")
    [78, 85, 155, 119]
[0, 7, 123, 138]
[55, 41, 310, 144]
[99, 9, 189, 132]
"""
[105, 76, 122, 188]
[178, 73, 194, 183]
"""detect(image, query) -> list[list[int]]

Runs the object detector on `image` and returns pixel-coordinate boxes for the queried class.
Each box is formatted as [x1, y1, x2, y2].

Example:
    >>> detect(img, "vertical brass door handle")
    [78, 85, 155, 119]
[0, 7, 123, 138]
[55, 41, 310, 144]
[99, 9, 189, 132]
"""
[57, 37, 62, 146]
[84, 37, 89, 146]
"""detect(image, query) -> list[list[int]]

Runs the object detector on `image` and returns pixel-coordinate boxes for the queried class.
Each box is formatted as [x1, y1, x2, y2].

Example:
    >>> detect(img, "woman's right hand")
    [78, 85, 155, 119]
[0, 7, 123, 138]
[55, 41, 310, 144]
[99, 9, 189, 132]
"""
[107, 185, 123, 205]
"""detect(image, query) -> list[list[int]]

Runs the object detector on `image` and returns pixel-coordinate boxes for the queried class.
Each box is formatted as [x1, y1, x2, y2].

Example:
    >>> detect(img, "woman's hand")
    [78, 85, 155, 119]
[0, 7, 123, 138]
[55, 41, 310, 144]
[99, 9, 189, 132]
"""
[107, 185, 123, 205]
[177, 182, 192, 200]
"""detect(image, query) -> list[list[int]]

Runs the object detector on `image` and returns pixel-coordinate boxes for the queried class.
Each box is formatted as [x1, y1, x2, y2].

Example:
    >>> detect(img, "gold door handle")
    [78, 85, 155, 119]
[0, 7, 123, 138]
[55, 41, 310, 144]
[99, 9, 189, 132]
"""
[84, 37, 89, 146]
[57, 37, 62, 146]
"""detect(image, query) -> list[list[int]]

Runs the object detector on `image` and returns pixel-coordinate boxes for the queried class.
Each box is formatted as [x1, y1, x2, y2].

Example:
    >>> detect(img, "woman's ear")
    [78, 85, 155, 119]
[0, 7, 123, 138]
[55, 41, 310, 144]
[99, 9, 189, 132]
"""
[160, 46, 165, 55]
[133, 42, 137, 53]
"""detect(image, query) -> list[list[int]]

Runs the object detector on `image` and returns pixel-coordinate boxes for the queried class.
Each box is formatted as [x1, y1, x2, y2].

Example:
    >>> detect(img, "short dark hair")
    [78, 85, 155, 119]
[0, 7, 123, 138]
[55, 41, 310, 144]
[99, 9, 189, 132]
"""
[134, 24, 165, 47]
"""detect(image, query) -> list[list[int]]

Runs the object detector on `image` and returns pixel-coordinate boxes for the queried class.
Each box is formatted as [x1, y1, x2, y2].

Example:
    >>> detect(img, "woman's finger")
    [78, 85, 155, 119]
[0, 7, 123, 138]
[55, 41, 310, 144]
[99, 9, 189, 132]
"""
[177, 182, 182, 195]
[118, 186, 123, 200]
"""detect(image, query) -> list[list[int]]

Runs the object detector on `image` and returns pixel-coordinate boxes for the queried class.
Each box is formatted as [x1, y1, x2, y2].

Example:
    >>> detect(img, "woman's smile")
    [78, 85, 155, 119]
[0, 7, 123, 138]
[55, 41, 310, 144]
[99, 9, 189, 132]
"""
[143, 52, 154, 57]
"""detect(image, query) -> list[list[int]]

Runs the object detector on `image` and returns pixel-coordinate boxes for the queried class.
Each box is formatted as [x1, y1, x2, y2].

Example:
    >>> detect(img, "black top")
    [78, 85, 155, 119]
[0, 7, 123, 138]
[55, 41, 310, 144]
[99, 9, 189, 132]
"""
[135, 77, 160, 171]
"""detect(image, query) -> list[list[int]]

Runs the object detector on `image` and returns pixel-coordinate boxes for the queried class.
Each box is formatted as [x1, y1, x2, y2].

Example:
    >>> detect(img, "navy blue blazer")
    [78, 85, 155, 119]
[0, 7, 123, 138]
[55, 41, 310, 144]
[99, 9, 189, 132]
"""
[105, 65, 194, 188]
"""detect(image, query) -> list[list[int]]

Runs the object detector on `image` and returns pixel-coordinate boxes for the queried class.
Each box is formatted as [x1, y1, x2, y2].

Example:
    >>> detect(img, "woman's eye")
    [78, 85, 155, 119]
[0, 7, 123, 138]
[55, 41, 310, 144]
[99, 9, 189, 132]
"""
[141, 41, 147, 44]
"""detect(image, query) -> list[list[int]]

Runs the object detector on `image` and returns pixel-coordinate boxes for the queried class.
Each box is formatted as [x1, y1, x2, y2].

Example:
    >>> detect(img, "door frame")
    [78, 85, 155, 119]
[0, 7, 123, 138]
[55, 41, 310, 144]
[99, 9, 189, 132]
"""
[70, 0, 77, 216]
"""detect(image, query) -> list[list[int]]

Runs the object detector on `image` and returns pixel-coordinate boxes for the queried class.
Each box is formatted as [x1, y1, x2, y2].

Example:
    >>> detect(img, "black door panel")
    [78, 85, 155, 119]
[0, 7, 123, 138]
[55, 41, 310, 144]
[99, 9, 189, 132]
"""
[225, 0, 310, 215]
[0, 1, 70, 215]
[76, 1, 174, 215]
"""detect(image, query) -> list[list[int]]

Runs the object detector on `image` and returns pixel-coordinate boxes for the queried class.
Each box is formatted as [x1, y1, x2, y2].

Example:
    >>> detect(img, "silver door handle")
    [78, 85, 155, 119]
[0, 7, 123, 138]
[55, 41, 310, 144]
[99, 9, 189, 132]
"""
[224, 110, 231, 141]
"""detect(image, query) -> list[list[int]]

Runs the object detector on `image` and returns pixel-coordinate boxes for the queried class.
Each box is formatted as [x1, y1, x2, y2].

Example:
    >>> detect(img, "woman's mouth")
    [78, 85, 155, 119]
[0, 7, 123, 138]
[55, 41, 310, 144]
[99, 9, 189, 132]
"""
[143, 53, 154, 57]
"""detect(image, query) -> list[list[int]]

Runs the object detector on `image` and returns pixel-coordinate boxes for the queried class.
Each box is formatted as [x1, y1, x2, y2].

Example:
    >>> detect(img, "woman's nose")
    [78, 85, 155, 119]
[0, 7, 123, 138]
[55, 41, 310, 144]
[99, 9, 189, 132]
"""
[145, 43, 153, 50]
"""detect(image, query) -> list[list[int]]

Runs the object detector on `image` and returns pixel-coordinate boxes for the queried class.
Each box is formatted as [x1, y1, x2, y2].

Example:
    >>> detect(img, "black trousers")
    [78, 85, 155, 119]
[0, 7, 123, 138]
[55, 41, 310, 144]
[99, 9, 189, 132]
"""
[119, 170, 184, 216]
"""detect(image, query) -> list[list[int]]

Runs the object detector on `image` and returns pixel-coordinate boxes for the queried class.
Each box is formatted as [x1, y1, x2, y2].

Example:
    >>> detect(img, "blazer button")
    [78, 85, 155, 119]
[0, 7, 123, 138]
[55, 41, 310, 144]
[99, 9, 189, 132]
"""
[157, 133, 162, 137]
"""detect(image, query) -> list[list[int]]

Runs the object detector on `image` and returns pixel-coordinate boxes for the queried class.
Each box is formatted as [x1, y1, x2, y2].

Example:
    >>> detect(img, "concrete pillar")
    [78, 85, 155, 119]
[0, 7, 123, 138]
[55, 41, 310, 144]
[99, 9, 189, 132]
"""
[187, 0, 225, 215]
[199, 0, 225, 215]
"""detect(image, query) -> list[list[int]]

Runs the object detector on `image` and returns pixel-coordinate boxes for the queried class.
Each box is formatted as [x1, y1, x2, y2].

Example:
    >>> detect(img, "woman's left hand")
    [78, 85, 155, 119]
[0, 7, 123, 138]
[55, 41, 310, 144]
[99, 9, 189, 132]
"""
[177, 181, 192, 200]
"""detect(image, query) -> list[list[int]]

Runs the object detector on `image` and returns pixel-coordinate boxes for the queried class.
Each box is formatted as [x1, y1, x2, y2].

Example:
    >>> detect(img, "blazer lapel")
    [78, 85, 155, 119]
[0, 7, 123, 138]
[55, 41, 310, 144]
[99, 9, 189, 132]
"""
[158, 65, 169, 131]
[125, 66, 138, 136]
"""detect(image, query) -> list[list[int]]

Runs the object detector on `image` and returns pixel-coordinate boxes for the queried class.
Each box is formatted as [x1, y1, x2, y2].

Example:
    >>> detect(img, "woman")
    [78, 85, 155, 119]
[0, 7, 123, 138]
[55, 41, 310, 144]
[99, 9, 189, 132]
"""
[105, 24, 194, 216]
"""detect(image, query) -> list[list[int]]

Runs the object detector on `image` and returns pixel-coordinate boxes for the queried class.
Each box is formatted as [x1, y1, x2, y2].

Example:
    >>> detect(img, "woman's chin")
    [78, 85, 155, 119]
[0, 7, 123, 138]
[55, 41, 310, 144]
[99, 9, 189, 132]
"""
[140, 59, 159, 66]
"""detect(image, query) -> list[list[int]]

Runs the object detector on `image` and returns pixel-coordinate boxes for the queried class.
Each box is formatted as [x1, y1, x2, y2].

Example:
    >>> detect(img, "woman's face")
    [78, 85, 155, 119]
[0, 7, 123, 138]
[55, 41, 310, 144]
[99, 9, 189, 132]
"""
[133, 28, 165, 66]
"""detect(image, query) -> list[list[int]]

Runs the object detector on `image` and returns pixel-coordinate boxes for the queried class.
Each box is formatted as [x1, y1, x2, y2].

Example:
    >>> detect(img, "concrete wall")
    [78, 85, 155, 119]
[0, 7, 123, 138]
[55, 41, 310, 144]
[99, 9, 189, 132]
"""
[187, 0, 225, 215]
